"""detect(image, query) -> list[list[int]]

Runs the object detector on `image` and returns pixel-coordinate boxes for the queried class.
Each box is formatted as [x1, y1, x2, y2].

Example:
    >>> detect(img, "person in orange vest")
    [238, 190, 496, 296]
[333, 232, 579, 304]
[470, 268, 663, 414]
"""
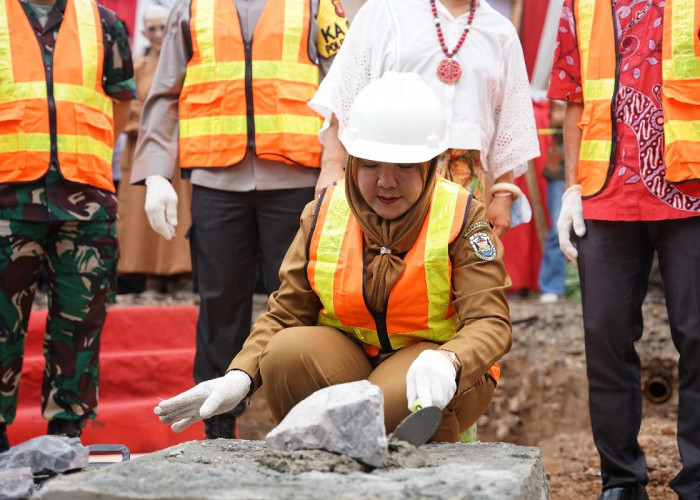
[550, 1, 700, 498]
[153, 72, 511, 444]
[131, 0, 349, 440]
[0, 0, 134, 452]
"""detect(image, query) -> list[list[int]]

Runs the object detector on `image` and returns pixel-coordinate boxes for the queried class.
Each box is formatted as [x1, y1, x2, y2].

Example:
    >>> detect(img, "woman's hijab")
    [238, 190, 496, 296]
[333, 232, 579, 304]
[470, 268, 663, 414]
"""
[344, 156, 438, 313]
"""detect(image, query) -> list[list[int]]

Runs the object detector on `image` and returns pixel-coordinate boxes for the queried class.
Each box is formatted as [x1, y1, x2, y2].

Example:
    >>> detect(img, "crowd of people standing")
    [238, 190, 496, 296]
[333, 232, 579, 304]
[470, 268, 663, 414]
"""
[1, 1, 698, 499]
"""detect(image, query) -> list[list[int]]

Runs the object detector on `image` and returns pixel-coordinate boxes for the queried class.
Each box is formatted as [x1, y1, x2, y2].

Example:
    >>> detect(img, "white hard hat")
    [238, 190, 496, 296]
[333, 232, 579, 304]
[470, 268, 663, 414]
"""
[340, 72, 447, 164]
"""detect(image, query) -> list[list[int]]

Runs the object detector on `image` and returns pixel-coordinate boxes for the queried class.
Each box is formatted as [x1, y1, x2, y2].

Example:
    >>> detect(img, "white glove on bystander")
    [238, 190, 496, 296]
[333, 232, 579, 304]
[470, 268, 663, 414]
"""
[405, 350, 457, 411]
[154, 370, 252, 432]
[556, 184, 586, 261]
[144, 175, 179, 240]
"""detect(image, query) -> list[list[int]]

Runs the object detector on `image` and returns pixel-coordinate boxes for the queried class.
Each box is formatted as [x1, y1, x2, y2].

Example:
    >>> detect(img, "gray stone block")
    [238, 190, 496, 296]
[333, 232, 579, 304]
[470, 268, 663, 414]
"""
[0, 467, 34, 500]
[36, 440, 549, 499]
[265, 380, 388, 467]
[0, 436, 88, 475]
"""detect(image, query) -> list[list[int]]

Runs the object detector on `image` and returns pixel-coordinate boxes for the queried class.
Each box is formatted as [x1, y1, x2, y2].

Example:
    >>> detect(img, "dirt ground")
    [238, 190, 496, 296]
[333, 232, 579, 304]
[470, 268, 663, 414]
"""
[104, 291, 682, 499]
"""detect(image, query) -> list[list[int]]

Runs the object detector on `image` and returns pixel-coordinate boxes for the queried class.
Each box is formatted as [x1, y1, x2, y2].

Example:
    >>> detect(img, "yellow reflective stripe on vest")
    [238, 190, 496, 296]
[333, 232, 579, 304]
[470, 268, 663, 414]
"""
[179, 115, 246, 138]
[0, 82, 109, 116]
[181, 114, 321, 138]
[425, 180, 460, 336]
[318, 313, 381, 347]
[183, 62, 244, 86]
[0, 0, 13, 83]
[75, 0, 98, 88]
[0, 135, 108, 161]
[0, 81, 46, 102]
[183, 60, 319, 87]
[665, 120, 700, 145]
[57, 134, 112, 162]
[583, 78, 615, 100]
[663, 0, 700, 80]
[283, 0, 304, 62]
[577, 0, 595, 81]
[54, 83, 111, 114]
[195, 0, 216, 64]
[314, 184, 353, 320]
[580, 140, 613, 162]
[663, 55, 700, 80]
[255, 60, 319, 84]
[0, 133, 51, 152]
[318, 312, 454, 350]
[255, 114, 322, 136]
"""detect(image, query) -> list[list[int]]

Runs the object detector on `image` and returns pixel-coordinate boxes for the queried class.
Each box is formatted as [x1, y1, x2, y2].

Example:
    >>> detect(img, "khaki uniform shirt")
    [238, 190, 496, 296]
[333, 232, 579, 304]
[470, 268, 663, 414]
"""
[229, 197, 513, 393]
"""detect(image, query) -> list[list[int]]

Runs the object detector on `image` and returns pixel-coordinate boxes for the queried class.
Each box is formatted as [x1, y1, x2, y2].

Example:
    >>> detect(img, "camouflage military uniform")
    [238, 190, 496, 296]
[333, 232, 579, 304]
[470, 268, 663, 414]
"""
[0, 0, 135, 426]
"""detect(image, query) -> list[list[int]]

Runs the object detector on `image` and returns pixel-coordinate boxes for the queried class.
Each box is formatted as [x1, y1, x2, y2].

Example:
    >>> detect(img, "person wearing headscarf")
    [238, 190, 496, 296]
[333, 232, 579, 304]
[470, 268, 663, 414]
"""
[153, 72, 511, 442]
[116, 5, 193, 289]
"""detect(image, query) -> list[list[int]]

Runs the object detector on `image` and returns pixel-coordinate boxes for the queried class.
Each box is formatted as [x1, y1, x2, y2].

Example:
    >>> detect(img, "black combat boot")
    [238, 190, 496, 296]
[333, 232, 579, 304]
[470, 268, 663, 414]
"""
[203, 414, 237, 439]
[0, 423, 9, 453]
[47, 418, 86, 438]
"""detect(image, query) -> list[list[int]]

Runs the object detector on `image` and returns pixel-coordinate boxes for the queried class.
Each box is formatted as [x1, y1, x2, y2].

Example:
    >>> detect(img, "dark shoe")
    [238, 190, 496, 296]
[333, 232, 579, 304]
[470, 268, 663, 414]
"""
[0, 423, 9, 452]
[203, 414, 238, 440]
[599, 483, 649, 500]
[47, 418, 86, 438]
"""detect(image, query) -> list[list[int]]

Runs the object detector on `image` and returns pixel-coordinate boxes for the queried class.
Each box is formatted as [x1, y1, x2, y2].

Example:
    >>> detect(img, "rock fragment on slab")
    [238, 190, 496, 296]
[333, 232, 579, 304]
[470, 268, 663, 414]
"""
[0, 467, 33, 500]
[265, 380, 388, 467]
[0, 435, 88, 474]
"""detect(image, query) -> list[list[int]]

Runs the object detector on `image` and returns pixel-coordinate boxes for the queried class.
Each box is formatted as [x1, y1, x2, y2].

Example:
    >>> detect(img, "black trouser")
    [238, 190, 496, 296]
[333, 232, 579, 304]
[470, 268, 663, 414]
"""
[189, 186, 314, 397]
[577, 217, 700, 498]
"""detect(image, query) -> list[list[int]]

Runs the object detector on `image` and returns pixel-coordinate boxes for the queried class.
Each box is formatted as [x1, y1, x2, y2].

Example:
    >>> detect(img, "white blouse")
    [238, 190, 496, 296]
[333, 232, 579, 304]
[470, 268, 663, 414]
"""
[309, 0, 540, 179]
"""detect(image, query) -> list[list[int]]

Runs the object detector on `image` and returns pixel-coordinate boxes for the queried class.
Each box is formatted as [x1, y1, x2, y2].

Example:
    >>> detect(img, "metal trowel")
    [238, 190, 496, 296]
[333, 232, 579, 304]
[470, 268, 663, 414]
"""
[391, 404, 442, 447]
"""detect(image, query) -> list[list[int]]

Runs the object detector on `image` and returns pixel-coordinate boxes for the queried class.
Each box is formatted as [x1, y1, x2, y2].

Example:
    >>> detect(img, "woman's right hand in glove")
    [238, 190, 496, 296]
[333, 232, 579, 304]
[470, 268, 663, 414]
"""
[154, 370, 252, 432]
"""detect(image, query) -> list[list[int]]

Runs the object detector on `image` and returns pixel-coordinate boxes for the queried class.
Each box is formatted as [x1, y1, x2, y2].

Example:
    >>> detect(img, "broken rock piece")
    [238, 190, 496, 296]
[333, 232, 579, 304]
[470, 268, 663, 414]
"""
[266, 380, 387, 467]
[0, 435, 88, 475]
[0, 467, 33, 500]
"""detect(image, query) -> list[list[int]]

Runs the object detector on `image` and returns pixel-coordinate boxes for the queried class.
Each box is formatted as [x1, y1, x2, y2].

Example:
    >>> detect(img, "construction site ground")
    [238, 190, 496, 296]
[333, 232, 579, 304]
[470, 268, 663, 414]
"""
[101, 291, 682, 499]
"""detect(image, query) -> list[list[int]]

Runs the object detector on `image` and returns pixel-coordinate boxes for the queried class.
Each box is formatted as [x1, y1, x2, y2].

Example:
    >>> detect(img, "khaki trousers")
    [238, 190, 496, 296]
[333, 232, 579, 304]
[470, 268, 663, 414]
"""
[259, 326, 495, 443]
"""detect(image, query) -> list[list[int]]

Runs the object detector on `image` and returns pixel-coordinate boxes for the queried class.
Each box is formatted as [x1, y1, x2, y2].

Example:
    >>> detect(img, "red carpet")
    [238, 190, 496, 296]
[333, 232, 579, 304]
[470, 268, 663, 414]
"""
[7, 305, 204, 453]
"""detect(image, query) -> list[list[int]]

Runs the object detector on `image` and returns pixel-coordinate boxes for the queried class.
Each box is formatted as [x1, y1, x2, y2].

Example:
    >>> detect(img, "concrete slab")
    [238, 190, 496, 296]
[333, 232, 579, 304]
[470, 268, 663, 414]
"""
[37, 440, 548, 500]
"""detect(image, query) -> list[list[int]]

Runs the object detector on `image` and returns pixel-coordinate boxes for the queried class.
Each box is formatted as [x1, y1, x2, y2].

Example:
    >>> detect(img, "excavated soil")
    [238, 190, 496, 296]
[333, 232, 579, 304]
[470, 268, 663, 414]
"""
[42, 290, 677, 499]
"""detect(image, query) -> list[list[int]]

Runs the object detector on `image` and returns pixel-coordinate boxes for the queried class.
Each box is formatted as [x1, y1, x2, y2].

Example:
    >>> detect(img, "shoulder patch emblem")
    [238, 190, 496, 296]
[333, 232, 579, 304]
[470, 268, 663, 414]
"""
[463, 220, 490, 237]
[468, 232, 497, 261]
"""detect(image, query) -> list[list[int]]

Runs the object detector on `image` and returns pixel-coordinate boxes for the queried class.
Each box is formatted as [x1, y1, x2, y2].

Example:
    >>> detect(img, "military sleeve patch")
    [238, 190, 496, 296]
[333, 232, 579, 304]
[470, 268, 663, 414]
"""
[468, 232, 497, 261]
[316, 0, 349, 59]
[463, 220, 490, 237]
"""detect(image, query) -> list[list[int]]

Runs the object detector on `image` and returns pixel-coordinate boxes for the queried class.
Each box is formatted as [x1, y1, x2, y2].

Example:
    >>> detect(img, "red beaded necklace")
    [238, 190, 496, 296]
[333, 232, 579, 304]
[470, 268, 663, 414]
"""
[430, 0, 477, 84]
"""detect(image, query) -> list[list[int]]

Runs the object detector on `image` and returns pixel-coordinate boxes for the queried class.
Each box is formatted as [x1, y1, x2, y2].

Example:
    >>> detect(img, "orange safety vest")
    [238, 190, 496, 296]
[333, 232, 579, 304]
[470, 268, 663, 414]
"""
[179, 0, 323, 169]
[0, 0, 115, 192]
[575, 0, 700, 198]
[307, 179, 500, 384]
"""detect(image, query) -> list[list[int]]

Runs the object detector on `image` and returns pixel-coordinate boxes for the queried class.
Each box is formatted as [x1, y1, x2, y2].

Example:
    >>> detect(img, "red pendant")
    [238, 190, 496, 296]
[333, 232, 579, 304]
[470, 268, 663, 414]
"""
[437, 59, 461, 84]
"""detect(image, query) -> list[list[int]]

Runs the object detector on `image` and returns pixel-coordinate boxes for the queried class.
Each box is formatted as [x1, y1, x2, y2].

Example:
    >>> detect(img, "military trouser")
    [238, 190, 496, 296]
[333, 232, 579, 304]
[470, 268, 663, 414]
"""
[0, 219, 117, 425]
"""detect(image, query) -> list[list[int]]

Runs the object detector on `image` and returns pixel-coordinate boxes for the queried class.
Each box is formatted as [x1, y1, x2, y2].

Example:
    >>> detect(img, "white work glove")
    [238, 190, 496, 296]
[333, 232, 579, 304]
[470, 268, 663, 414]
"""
[144, 175, 179, 240]
[556, 184, 586, 261]
[154, 370, 251, 432]
[405, 350, 457, 411]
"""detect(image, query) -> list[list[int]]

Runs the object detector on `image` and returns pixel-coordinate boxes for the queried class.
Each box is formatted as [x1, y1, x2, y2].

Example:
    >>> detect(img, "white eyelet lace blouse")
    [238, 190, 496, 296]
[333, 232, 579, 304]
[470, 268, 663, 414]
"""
[309, 0, 541, 180]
